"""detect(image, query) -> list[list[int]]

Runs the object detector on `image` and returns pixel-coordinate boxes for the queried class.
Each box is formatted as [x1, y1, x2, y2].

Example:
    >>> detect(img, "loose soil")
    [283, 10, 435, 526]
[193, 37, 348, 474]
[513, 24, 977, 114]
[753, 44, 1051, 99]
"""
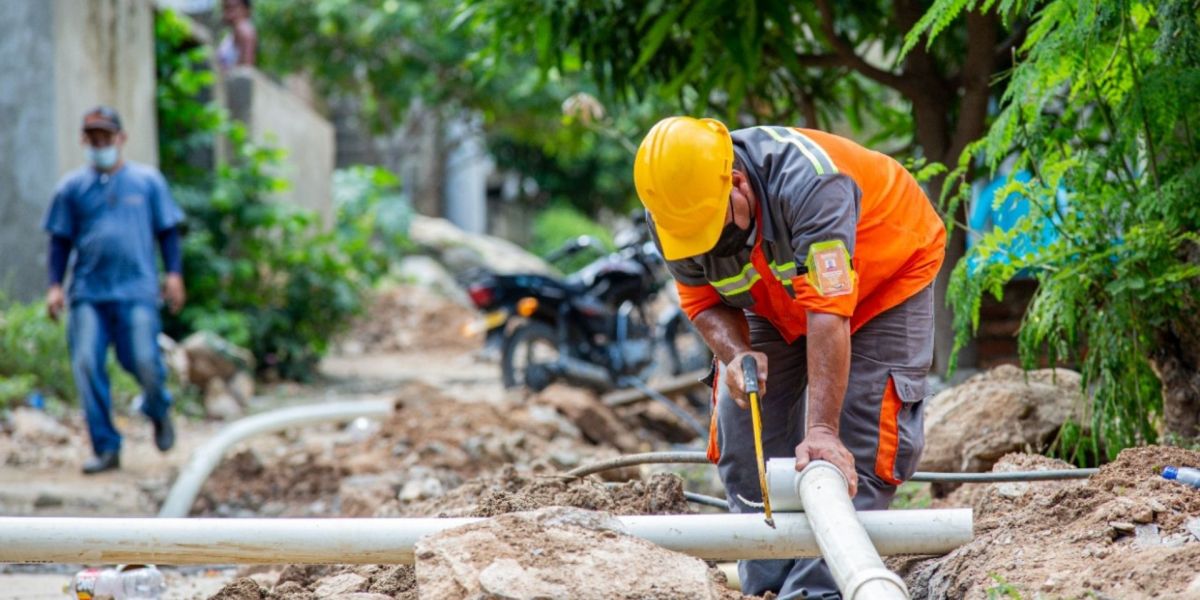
[192, 381, 632, 517]
[902, 446, 1200, 599]
[337, 285, 481, 355]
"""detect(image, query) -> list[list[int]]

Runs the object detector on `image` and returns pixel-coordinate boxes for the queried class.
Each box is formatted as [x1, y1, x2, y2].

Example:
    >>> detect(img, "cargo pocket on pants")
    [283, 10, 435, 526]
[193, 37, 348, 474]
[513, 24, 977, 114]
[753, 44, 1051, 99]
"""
[873, 369, 928, 485]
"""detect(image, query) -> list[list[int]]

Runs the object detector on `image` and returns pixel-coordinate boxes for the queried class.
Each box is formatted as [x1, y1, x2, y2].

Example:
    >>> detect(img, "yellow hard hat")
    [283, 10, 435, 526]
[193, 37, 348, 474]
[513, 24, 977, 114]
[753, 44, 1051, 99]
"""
[634, 116, 734, 260]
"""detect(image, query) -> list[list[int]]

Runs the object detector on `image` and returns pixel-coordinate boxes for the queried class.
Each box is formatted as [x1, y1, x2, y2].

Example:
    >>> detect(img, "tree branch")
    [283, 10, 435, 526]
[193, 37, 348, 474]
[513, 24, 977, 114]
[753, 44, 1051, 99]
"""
[794, 53, 849, 69]
[948, 10, 999, 161]
[813, 0, 916, 96]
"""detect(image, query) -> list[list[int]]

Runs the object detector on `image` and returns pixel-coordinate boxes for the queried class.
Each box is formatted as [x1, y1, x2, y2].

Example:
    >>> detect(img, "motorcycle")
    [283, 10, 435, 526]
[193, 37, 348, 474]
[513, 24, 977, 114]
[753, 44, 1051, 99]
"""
[463, 217, 709, 397]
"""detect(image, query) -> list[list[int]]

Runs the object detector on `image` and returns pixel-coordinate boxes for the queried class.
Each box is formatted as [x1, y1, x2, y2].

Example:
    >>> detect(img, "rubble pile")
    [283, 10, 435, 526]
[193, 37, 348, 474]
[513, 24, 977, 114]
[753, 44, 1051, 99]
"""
[903, 446, 1200, 598]
[193, 381, 654, 517]
[337, 285, 482, 355]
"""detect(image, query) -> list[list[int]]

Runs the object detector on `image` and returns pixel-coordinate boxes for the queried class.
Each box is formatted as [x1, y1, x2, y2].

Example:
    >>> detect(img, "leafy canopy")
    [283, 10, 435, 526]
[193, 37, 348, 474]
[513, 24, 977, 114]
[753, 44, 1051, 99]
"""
[915, 0, 1200, 458]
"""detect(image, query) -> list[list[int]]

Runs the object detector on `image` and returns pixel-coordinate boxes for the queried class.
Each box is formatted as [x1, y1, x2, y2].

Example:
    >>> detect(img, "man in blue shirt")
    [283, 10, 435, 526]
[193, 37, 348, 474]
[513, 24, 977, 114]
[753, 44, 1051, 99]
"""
[43, 106, 186, 474]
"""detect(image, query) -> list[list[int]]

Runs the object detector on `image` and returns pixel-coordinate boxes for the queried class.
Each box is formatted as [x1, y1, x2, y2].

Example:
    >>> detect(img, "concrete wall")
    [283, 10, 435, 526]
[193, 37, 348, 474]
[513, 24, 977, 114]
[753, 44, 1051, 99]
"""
[225, 67, 335, 226]
[0, 0, 157, 302]
[54, 0, 158, 171]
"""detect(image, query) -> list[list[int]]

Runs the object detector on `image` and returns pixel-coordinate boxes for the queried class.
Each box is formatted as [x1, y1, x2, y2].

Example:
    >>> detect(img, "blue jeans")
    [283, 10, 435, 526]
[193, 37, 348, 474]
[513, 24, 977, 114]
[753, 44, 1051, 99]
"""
[67, 301, 173, 456]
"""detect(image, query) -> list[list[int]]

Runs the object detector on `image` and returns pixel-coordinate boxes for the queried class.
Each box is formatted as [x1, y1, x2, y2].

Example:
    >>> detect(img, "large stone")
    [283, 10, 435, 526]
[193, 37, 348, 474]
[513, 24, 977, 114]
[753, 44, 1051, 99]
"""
[182, 331, 255, 389]
[408, 215, 550, 275]
[312, 573, 368, 597]
[393, 255, 471, 306]
[534, 384, 641, 453]
[921, 365, 1083, 475]
[9, 407, 73, 445]
[204, 378, 244, 421]
[414, 507, 721, 600]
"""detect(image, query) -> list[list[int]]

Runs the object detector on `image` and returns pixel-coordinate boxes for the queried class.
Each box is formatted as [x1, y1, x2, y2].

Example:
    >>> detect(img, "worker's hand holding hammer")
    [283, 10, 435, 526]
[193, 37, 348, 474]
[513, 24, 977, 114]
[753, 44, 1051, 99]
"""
[726, 350, 768, 409]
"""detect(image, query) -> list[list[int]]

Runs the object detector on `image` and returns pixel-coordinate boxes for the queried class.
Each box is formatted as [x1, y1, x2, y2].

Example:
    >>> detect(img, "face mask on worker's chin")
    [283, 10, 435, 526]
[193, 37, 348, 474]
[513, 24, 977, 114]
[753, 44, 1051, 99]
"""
[87, 146, 119, 170]
[709, 217, 754, 257]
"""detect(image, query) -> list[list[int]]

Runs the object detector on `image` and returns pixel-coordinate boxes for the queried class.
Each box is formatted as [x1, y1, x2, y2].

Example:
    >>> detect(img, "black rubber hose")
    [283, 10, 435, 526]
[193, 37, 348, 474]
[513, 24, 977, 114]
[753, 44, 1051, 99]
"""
[683, 491, 729, 509]
[566, 451, 1099, 482]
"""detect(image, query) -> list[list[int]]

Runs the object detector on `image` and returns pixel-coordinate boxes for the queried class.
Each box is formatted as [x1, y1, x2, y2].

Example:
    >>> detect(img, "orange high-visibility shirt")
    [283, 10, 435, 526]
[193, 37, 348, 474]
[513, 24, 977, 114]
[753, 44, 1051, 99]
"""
[670, 127, 945, 340]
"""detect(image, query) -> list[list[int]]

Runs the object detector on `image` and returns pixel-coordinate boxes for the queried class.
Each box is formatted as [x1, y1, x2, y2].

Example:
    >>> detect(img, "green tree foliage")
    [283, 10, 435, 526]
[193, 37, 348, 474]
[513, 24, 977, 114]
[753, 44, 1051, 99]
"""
[253, 0, 644, 214]
[156, 10, 394, 380]
[469, 0, 1026, 373]
[913, 0, 1200, 455]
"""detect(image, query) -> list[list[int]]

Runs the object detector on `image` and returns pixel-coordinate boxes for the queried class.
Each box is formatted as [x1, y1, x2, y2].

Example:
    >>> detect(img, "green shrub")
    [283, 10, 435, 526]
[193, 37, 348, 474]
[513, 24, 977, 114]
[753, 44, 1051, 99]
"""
[333, 166, 414, 282]
[164, 130, 369, 380]
[531, 204, 615, 273]
[156, 10, 409, 380]
[0, 298, 139, 410]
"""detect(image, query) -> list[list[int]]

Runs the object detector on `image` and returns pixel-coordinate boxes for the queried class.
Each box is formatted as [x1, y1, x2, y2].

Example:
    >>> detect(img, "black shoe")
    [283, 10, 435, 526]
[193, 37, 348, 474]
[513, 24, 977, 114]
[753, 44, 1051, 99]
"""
[153, 414, 175, 452]
[82, 451, 120, 475]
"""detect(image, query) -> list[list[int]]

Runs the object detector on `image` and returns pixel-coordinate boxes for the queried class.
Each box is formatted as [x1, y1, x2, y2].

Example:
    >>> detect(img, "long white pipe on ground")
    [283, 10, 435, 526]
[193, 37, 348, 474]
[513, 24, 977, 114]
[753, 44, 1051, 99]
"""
[772, 459, 909, 600]
[0, 510, 971, 565]
[158, 399, 395, 518]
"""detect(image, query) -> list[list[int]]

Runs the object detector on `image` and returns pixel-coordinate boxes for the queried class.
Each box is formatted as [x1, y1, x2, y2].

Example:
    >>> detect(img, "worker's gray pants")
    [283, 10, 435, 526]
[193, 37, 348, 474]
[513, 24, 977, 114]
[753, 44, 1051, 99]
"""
[713, 285, 934, 599]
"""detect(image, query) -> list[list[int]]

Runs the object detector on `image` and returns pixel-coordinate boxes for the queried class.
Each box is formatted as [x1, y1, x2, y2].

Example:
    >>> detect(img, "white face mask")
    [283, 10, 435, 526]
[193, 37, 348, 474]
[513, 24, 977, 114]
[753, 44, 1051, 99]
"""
[87, 145, 119, 170]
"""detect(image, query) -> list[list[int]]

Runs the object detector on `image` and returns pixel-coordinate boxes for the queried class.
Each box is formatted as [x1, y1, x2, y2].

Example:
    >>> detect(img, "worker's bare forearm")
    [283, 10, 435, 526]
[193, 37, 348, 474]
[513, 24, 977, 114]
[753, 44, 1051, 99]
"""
[691, 304, 750, 365]
[805, 311, 850, 433]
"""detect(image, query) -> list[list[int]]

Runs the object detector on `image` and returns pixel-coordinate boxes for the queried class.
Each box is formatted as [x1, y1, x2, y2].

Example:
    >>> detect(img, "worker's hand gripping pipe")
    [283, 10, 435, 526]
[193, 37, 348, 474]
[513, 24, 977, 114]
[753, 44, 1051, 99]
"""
[742, 355, 775, 528]
[768, 458, 910, 600]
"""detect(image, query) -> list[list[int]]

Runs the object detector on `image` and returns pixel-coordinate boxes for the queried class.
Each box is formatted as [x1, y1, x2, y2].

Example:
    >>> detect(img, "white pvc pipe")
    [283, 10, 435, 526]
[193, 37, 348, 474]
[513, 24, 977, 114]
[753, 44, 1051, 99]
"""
[779, 459, 909, 600]
[0, 511, 972, 565]
[158, 399, 395, 518]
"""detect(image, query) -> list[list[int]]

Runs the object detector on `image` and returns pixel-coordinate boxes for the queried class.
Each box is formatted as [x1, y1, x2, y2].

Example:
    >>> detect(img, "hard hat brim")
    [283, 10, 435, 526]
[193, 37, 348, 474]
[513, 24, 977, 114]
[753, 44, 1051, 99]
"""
[653, 186, 732, 260]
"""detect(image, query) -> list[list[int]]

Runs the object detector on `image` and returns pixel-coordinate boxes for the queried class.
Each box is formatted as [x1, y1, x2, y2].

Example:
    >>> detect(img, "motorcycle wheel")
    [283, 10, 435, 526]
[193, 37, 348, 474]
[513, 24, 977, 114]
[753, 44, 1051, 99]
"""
[501, 320, 560, 391]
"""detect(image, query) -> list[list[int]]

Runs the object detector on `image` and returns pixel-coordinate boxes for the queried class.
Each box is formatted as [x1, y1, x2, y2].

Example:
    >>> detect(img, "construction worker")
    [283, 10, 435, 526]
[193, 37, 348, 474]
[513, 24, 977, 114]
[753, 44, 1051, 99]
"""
[635, 117, 945, 598]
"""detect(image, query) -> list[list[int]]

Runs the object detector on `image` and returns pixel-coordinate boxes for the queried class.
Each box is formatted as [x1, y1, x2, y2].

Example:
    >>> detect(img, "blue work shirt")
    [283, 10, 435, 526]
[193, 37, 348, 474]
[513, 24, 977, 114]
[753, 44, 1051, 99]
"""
[42, 162, 184, 303]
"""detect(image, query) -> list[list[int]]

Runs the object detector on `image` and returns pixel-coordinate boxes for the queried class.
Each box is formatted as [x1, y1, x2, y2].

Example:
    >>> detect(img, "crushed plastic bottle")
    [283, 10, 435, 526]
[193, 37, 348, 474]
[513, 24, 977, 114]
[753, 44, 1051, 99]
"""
[1161, 466, 1200, 489]
[70, 565, 166, 600]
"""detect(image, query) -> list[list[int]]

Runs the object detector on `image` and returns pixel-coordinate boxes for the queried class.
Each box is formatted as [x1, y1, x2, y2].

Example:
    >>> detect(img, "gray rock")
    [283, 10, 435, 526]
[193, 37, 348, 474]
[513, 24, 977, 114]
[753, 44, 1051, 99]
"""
[1133, 523, 1161, 548]
[1187, 517, 1200, 542]
[921, 366, 1084, 476]
[408, 215, 551, 275]
[10, 408, 73, 444]
[398, 477, 444, 502]
[393, 255, 470, 306]
[414, 507, 720, 600]
[204, 378, 243, 421]
[181, 331, 255, 388]
[32, 491, 63, 508]
[313, 573, 368, 597]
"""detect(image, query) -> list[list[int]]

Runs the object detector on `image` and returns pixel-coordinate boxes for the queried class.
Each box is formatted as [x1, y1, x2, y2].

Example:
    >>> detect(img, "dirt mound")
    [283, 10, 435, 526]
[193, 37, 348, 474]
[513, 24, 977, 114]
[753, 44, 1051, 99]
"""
[193, 381, 625, 516]
[920, 365, 1082, 483]
[391, 468, 692, 518]
[210, 565, 418, 600]
[338, 285, 481, 355]
[905, 446, 1200, 598]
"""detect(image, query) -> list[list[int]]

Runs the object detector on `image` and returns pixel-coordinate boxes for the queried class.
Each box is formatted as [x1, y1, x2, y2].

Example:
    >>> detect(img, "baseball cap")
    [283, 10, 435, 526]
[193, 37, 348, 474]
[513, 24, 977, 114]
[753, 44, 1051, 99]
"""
[82, 106, 123, 132]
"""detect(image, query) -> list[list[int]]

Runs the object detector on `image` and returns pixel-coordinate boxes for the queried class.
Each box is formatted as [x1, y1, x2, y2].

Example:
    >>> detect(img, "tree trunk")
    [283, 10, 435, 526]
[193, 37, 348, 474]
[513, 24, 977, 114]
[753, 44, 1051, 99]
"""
[1152, 244, 1200, 440]
[1152, 320, 1200, 440]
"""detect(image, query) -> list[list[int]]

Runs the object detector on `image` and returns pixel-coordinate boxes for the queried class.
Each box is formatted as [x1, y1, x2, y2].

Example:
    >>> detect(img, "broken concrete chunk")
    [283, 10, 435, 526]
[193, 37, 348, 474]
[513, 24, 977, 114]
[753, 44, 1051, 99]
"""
[312, 573, 368, 597]
[414, 507, 721, 600]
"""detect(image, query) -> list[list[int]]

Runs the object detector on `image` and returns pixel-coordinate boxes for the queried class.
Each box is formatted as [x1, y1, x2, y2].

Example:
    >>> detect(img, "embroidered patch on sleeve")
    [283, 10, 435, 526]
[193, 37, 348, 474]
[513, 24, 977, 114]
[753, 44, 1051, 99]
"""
[805, 240, 854, 297]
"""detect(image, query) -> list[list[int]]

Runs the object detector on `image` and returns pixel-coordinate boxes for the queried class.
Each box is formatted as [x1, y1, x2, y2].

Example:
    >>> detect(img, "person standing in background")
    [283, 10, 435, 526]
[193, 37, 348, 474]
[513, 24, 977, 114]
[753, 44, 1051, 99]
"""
[44, 107, 186, 474]
[218, 0, 257, 69]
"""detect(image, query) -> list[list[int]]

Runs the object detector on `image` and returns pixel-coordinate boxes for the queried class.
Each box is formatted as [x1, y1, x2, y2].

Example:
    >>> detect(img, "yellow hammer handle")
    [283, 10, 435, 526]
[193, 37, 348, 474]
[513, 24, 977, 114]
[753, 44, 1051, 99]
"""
[749, 390, 773, 521]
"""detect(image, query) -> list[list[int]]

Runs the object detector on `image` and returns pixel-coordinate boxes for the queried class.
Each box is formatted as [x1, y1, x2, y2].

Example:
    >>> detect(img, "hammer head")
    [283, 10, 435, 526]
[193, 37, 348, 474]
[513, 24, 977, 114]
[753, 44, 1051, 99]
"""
[741, 355, 759, 394]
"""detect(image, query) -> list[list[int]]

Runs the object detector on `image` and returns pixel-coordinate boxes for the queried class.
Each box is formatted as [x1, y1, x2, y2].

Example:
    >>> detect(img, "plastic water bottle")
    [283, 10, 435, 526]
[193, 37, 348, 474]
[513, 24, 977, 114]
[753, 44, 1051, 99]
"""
[70, 565, 166, 599]
[1162, 466, 1200, 489]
